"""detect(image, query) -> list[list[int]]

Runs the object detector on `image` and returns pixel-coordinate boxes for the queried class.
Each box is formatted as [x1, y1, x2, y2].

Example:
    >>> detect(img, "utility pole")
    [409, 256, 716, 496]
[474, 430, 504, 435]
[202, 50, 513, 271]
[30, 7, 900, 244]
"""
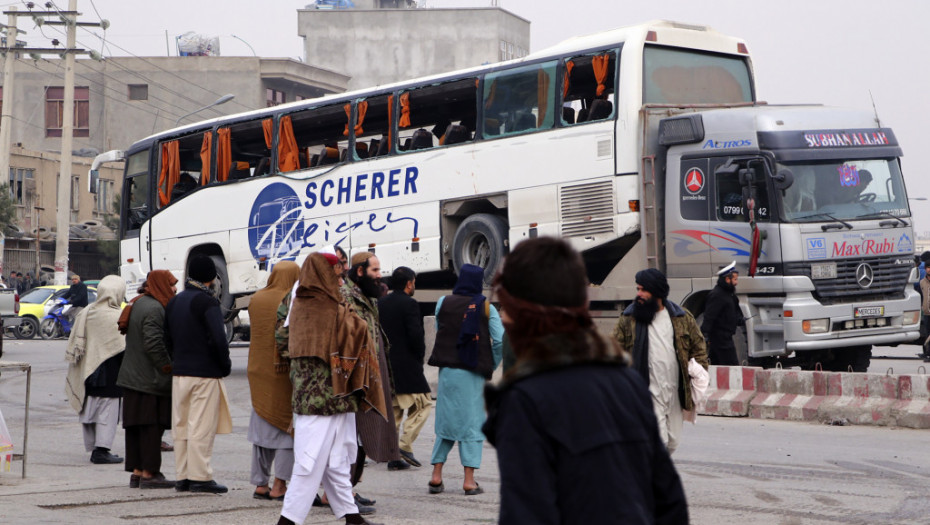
[0, 3, 104, 285]
[54, 0, 78, 285]
[0, 8, 19, 202]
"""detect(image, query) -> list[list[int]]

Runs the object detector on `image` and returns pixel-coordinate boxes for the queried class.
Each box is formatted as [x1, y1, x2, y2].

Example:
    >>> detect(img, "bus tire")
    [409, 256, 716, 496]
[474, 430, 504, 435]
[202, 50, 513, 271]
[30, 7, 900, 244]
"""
[208, 255, 234, 320]
[452, 214, 508, 285]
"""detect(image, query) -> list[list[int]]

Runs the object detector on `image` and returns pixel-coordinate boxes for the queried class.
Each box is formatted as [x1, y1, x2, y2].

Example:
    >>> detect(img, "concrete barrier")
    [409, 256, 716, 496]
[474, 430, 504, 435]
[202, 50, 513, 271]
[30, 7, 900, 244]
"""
[815, 372, 898, 425]
[700, 366, 760, 417]
[749, 369, 828, 422]
[891, 374, 930, 429]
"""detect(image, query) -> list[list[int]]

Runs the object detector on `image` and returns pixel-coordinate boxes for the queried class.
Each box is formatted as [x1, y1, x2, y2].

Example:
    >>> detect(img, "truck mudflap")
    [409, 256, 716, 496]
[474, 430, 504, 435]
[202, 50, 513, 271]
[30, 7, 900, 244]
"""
[786, 330, 919, 352]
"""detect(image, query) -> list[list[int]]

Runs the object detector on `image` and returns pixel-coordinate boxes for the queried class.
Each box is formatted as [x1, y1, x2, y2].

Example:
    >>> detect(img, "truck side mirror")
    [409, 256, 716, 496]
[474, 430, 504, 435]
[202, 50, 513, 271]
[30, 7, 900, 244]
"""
[773, 169, 794, 191]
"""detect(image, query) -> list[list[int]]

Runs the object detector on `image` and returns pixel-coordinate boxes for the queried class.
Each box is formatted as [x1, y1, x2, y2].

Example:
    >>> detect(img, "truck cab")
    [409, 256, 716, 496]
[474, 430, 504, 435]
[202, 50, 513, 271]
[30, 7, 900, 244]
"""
[659, 106, 920, 370]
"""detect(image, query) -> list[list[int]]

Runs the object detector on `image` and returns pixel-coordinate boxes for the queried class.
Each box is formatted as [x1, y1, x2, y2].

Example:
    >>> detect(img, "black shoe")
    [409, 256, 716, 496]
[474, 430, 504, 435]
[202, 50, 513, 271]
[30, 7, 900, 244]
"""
[141, 473, 177, 489]
[175, 479, 190, 492]
[357, 504, 376, 515]
[387, 460, 410, 471]
[189, 480, 228, 494]
[354, 493, 376, 506]
[90, 448, 123, 464]
[129, 474, 140, 488]
[399, 449, 421, 467]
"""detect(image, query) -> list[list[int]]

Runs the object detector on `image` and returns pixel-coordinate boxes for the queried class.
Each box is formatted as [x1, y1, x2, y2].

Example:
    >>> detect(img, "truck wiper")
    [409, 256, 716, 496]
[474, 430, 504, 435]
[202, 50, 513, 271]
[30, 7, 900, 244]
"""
[795, 212, 853, 231]
[856, 209, 909, 227]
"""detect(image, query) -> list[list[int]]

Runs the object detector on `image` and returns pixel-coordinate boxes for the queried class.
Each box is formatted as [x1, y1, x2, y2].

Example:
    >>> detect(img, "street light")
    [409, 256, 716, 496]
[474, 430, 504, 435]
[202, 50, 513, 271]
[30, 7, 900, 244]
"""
[174, 94, 236, 127]
[230, 34, 257, 57]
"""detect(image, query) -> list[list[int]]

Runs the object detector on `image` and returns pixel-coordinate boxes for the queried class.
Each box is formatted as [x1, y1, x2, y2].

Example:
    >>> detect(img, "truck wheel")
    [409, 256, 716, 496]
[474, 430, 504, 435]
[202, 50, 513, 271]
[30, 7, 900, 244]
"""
[39, 318, 59, 340]
[15, 317, 38, 339]
[452, 214, 508, 285]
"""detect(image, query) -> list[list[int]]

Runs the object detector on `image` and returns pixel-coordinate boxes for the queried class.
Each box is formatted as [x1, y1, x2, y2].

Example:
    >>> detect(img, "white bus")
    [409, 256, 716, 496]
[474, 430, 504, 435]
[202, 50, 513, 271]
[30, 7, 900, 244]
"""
[116, 20, 754, 317]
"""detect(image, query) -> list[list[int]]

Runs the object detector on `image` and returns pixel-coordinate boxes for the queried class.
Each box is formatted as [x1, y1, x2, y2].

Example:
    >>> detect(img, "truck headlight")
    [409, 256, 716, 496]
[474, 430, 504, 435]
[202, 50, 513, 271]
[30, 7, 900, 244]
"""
[802, 318, 830, 334]
[903, 310, 920, 326]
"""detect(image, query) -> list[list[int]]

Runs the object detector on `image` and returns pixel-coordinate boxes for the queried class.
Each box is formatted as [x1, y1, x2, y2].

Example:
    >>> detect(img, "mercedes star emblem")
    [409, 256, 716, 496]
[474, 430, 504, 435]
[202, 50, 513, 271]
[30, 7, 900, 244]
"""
[856, 263, 874, 289]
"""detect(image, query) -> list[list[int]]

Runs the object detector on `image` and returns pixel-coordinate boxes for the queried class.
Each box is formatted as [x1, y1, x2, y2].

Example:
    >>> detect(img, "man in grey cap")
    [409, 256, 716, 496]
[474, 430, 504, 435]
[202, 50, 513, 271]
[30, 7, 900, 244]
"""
[701, 262, 744, 366]
[612, 268, 708, 454]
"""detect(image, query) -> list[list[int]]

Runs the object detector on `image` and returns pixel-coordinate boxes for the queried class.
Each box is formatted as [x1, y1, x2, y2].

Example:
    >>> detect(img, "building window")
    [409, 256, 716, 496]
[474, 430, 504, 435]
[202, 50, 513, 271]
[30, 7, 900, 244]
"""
[71, 176, 80, 211]
[46, 86, 90, 138]
[95, 178, 114, 212]
[9, 167, 34, 205]
[266, 88, 285, 107]
[128, 84, 148, 101]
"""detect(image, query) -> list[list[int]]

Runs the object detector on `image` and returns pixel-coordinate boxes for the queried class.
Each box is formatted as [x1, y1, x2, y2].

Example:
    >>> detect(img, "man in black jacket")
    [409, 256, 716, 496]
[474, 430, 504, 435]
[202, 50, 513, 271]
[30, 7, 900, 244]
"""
[62, 274, 89, 323]
[166, 256, 232, 494]
[701, 262, 744, 366]
[378, 267, 432, 469]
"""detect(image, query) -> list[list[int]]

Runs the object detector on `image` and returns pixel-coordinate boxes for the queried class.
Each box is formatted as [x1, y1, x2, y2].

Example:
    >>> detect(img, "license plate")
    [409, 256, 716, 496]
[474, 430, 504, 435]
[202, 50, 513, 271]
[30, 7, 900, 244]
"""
[854, 306, 884, 318]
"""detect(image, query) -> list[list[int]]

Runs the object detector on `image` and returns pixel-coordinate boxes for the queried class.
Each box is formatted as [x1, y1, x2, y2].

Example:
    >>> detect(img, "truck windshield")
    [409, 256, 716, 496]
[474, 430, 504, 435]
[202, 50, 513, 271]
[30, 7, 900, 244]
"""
[776, 159, 908, 222]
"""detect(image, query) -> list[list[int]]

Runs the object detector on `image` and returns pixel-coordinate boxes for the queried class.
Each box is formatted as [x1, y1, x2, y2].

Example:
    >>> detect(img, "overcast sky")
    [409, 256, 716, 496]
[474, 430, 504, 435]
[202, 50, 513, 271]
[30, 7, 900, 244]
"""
[14, 0, 930, 229]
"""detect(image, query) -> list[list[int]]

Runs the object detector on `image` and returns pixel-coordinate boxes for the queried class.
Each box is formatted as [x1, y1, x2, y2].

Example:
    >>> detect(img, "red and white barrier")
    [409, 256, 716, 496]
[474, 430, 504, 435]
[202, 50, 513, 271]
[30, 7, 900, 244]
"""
[700, 366, 759, 417]
[891, 374, 930, 429]
[748, 369, 828, 422]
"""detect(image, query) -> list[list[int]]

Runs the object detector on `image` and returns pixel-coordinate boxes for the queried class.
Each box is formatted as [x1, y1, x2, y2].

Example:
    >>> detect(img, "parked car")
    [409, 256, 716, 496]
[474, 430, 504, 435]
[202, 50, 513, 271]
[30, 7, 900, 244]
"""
[15, 285, 97, 339]
[0, 287, 20, 356]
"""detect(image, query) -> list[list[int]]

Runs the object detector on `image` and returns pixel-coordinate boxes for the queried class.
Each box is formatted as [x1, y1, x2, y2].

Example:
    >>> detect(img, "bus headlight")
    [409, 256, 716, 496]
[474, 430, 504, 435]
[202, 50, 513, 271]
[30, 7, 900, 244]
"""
[802, 318, 830, 334]
[903, 311, 920, 326]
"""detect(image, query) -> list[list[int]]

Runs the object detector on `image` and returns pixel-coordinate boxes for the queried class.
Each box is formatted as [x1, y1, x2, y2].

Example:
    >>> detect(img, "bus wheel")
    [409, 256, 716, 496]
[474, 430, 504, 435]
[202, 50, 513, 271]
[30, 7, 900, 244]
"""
[452, 214, 508, 285]
[209, 255, 234, 319]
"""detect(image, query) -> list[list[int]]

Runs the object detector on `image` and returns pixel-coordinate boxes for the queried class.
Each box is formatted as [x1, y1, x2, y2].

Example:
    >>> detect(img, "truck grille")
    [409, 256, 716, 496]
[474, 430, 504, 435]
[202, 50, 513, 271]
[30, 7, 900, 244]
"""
[784, 255, 911, 305]
[560, 181, 615, 238]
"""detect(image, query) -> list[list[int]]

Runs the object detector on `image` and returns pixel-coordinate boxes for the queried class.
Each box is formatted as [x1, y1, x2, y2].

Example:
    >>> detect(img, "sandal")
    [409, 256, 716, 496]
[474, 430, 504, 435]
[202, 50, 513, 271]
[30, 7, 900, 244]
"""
[464, 483, 484, 496]
[313, 494, 330, 507]
[428, 481, 444, 494]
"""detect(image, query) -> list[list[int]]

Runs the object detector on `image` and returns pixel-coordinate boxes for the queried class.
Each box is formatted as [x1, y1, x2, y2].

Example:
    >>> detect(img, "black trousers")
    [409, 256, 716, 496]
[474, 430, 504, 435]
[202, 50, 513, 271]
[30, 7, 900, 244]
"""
[124, 424, 164, 474]
[708, 339, 739, 366]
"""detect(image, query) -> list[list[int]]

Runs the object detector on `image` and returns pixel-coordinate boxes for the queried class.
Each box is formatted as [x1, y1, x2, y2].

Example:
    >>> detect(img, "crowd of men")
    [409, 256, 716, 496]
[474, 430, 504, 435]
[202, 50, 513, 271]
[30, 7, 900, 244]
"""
[1, 270, 42, 293]
[66, 238, 751, 524]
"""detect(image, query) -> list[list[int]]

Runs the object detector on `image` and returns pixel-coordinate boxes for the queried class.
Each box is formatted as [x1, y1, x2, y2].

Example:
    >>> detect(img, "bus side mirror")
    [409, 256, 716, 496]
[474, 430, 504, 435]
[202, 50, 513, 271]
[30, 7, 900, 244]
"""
[773, 169, 794, 191]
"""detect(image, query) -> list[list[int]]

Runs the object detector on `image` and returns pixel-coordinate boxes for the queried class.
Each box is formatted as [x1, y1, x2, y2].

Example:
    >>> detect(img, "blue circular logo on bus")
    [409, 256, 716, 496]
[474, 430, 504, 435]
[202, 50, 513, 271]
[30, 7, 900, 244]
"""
[248, 183, 305, 263]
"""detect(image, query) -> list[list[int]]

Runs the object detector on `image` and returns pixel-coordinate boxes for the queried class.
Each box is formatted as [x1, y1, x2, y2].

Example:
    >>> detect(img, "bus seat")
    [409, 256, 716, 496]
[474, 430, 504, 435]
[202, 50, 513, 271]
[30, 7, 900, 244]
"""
[411, 129, 433, 150]
[588, 99, 613, 121]
[310, 154, 319, 167]
[562, 107, 576, 124]
[512, 112, 536, 132]
[443, 124, 469, 145]
[318, 146, 340, 166]
[484, 118, 500, 136]
[368, 139, 380, 158]
[228, 161, 251, 180]
[377, 137, 390, 157]
[577, 108, 589, 123]
[400, 138, 412, 151]
[431, 119, 451, 139]
[340, 149, 349, 162]
[355, 142, 369, 159]
[254, 157, 270, 176]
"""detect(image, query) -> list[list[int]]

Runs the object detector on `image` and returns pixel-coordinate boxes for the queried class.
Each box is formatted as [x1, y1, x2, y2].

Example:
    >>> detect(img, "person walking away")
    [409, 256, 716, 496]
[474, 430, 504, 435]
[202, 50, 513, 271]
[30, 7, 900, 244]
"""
[921, 265, 930, 362]
[613, 268, 708, 454]
[62, 274, 90, 324]
[65, 275, 127, 465]
[247, 261, 300, 500]
[427, 263, 503, 495]
[378, 267, 432, 469]
[117, 270, 178, 488]
[483, 237, 689, 524]
[166, 256, 232, 494]
[701, 262, 744, 366]
[277, 252, 384, 525]
[343, 252, 407, 483]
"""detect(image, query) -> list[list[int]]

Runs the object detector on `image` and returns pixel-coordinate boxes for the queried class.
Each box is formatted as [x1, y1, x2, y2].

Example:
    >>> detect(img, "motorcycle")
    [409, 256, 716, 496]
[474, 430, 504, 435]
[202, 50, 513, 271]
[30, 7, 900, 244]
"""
[39, 298, 72, 340]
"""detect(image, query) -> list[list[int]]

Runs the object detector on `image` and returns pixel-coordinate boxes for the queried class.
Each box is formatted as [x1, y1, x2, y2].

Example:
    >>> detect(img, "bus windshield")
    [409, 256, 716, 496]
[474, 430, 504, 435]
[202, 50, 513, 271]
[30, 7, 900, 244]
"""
[777, 159, 908, 222]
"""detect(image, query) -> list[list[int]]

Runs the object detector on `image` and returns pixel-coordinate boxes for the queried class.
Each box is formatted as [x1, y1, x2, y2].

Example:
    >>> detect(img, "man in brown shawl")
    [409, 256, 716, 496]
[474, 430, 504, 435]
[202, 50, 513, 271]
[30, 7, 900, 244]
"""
[247, 261, 300, 500]
[277, 252, 385, 525]
[343, 252, 406, 491]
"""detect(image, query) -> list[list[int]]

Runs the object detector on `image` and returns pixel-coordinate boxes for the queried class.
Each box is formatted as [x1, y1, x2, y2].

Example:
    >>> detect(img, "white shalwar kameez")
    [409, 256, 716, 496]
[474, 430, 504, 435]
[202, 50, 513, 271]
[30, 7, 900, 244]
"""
[647, 307, 683, 454]
[280, 413, 359, 523]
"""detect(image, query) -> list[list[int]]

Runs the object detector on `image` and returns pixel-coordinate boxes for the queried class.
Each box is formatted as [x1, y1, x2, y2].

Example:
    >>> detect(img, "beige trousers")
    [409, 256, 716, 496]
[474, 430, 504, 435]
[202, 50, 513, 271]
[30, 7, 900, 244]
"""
[172, 376, 232, 481]
[393, 393, 434, 453]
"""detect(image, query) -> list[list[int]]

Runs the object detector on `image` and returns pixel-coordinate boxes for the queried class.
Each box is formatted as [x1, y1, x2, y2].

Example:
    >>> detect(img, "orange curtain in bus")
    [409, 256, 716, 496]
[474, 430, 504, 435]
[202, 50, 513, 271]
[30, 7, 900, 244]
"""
[563, 60, 574, 98]
[399, 93, 411, 128]
[278, 115, 299, 172]
[216, 128, 231, 183]
[199, 132, 213, 186]
[537, 69, 550, 127]
[158, 140, 180, 206]
[354, 100, 368, 136]
[262, 118, 273, 149]
[387, 95, 394, 146]
[592, 54, 610, 97]
[343, 103, 352, 136]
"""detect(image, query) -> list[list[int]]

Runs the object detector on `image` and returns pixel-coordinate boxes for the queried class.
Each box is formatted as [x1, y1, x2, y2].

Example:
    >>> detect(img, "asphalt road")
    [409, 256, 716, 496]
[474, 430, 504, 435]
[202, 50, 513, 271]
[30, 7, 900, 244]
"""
[1, 338, 928, 524]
